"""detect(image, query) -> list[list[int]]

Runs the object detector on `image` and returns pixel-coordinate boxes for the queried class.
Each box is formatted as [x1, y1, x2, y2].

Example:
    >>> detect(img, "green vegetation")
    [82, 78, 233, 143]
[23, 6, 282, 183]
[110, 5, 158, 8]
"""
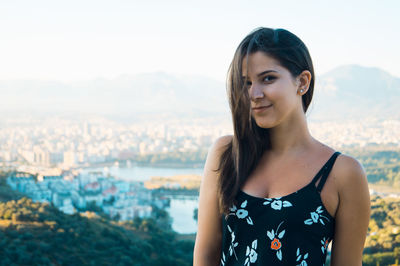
[342, 147, 400, 189]
[134, 147, 400, 188]
[121, 149, 208, 167]
[193, 208, 198, 222]
[1, 146, 400, 265]
[0, 171, 194, 265]
[0, 171, 25, 202]
[362, 195, 400, 265]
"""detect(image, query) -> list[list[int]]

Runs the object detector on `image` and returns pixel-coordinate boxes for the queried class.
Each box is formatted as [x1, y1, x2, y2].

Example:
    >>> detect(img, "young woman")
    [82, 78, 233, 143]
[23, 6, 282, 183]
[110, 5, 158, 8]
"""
[193, 27, 370, 265]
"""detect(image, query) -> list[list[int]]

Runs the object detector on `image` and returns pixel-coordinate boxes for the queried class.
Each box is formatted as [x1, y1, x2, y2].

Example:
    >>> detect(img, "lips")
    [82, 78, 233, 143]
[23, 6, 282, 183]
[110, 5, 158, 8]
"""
[252, 104, 273, 110]
[252, 104, 272, 114]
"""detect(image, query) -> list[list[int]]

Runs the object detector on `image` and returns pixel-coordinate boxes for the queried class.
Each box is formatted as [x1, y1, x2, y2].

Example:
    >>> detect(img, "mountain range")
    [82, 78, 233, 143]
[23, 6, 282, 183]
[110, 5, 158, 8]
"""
[310, 65, 400, 121]
[1, 65, 399, 122]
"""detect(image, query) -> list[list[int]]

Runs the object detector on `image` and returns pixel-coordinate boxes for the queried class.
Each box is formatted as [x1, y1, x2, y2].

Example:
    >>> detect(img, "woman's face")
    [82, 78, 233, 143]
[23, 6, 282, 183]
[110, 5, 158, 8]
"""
[241, 51, 304, 129]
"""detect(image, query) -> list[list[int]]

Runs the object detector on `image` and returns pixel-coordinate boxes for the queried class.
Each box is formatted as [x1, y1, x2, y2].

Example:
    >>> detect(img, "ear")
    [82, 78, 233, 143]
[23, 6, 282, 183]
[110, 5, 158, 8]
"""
[296, 70, 312, 95]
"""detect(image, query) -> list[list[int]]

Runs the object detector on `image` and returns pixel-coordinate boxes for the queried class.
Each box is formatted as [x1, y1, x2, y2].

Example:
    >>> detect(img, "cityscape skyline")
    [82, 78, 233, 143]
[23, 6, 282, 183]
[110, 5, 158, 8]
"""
[0, 2, 399, 263]
[1, 114, 399, 169]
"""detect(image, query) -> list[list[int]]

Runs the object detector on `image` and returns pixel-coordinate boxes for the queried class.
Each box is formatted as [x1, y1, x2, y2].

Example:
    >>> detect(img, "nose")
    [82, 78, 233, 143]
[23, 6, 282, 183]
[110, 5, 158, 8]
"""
[249, 83, 264, 101]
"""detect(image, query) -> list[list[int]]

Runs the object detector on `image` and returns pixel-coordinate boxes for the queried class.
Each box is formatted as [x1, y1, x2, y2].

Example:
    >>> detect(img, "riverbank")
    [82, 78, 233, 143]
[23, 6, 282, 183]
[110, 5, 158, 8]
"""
[145, 174, 201, 190]
[74, 160, 204, 170]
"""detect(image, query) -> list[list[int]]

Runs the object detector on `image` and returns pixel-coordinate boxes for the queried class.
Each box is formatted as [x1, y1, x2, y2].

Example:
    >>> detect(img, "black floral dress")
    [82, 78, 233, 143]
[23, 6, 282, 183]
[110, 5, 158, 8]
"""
[220, 151, 341, 266]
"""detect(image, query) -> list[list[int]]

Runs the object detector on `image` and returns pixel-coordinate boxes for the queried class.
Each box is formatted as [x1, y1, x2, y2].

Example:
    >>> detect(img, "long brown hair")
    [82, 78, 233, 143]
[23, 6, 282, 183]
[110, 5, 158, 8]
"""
[216, 27, 315, 216]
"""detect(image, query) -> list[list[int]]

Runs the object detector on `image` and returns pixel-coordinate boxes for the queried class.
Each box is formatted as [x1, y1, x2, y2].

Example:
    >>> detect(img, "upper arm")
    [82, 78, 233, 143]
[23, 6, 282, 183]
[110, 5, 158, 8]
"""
[193, 135, 233, 266]
[330, 155, 371, 266]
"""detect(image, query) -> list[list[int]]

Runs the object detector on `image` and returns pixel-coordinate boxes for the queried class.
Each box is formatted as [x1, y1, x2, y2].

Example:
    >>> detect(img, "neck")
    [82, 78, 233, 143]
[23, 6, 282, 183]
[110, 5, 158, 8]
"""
[267, 111, 314, 156]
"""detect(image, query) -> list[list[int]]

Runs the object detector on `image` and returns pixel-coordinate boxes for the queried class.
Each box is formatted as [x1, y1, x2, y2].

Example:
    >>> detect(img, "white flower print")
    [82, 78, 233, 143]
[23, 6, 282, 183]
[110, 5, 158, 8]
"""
[266, 221, 285, 261]
[244, 239, 258, 266]
[227, 225, 239, 260]
[304, 206, 329, 225]
[220, 251, 226, 266]
[236, 209, 248, 219]
[228, 200, 254, 225]
[321, 237, 329, 254]
[263, 197, 293, 210]
[296, 248, 309, 266]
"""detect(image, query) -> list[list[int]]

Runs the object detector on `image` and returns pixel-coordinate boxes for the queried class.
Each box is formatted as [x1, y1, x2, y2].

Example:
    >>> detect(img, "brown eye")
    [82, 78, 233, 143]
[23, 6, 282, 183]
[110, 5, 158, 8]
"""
[242, 80, 252, 89]
[263, 76, 276, 82]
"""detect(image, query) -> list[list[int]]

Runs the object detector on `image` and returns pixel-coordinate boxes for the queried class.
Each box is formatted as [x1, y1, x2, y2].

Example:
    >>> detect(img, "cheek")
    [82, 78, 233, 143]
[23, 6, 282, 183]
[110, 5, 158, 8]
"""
[267, 85, 297, 111]
[265, 83, 288, 104]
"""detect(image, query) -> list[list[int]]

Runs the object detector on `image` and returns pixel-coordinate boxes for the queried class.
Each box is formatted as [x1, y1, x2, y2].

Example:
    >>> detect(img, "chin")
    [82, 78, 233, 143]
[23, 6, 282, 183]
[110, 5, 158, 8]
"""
[253, 119, 276, 129]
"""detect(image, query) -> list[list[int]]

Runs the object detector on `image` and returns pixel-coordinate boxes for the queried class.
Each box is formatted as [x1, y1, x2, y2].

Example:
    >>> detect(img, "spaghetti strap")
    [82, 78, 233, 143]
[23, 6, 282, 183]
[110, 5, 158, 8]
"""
[310, 151, 341, 192]
[222, 154, 339, 265]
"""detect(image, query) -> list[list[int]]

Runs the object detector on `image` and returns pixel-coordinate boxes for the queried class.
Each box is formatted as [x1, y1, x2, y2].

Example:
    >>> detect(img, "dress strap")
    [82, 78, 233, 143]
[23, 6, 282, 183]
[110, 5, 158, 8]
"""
[310, 151, 341, 193]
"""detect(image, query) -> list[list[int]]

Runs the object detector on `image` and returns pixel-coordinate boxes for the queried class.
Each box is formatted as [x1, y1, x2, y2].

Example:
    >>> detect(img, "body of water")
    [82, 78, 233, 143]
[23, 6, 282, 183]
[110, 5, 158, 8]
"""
[81, 165, 204, 182]
[82, 165, 202, 234]
[167, 196, 199, 234]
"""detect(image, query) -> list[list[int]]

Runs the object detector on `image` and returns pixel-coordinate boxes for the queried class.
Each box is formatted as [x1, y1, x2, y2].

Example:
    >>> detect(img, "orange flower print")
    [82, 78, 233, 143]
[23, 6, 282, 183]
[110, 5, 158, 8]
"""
[267, 221, 285, 260]
[270, 238, 281, 250]
[321, 237, 329, 254]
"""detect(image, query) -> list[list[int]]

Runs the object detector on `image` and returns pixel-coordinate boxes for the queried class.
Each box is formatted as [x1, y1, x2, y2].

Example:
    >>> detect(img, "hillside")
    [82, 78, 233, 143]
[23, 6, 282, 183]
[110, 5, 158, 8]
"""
[0, 171, 194, 265]
[310, 65, 400, 121]
[342, 147, 400, 189]
[363, 195, 400, 265]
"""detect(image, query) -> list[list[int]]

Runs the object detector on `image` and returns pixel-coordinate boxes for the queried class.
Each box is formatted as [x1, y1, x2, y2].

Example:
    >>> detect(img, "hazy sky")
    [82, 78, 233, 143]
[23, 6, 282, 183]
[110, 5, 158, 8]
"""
[1, 0, 399, 82]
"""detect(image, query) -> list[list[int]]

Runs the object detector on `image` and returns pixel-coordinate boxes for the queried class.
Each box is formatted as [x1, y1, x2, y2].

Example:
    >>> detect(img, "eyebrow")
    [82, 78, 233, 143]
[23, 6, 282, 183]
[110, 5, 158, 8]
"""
[242, 70, 278, 79]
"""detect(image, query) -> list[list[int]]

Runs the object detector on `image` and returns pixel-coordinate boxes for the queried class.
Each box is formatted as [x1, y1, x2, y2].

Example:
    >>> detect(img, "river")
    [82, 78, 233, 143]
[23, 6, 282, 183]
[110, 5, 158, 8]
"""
[82, 165, 202, 234]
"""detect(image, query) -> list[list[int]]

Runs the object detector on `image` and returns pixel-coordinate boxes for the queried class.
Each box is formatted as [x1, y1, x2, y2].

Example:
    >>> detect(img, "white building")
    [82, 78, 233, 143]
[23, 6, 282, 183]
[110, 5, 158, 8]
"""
[53, 191, 75, 214]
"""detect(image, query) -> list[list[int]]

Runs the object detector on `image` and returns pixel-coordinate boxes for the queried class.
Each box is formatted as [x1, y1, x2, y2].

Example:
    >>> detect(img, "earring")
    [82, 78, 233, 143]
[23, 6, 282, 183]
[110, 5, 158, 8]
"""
[300, 89, 304, 93]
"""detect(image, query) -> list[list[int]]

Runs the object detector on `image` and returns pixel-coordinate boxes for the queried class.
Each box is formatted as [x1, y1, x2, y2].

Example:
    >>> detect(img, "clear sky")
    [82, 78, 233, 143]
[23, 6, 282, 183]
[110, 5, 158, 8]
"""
[0, 0, 399, 82]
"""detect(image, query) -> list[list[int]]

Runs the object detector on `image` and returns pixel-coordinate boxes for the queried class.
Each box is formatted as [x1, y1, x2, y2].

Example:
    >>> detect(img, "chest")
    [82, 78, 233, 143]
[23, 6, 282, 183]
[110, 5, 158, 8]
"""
[222, 187, 335, 265]
[240, 158, 339, 218]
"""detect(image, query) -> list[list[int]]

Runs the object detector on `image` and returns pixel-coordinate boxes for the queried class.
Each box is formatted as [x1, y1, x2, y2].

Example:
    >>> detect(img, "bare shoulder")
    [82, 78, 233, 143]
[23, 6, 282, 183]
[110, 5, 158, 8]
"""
[329, 152, 371, 264]
[333, 153, 368, 192]
[193, 135, 233, 265]
[209, 135, 233, 155]
[203, 135, 233, 172]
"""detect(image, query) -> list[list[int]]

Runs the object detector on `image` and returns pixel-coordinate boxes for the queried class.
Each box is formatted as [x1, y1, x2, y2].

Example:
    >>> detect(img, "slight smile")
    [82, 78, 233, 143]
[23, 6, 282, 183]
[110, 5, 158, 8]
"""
[252, 104, 273, 113]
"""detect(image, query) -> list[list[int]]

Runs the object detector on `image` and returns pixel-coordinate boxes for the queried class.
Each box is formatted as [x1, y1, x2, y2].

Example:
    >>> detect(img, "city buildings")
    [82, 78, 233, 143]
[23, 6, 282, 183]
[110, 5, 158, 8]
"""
[6, 169, 155, 220]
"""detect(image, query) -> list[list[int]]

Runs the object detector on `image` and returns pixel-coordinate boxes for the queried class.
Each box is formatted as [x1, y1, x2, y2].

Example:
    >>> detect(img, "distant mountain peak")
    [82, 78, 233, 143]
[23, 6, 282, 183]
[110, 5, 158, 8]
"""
[0, 66, 398, 121]
[310, 64, 400, 121]
[321, 64, 398, 81]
